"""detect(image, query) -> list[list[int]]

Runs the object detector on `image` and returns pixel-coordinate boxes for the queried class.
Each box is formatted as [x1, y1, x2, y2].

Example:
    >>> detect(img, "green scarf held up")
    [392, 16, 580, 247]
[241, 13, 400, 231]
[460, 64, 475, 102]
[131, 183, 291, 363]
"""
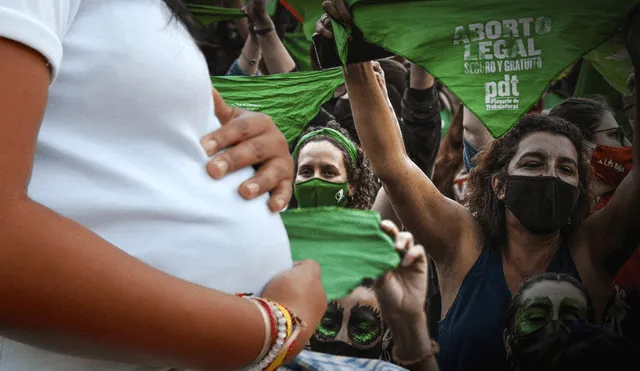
[211, 68, 345, 143]
[282, 0, 636, 138]
[281, 208, 400, 301]
[188, 4, 246, 26]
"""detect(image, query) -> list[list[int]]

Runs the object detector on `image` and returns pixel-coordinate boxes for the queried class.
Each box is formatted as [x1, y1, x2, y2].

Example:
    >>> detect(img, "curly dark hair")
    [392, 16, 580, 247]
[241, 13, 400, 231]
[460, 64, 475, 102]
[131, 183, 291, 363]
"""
[466, 114, 593, 248]
[291, 121, 379, 210]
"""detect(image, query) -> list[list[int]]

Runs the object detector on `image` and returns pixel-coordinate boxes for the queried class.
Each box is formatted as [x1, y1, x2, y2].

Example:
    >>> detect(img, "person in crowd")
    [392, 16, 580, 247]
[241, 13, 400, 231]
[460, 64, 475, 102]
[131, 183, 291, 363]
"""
[335, 14, 640, 371]
[0, 1, 328, 370]
[503, 273, 595, 370]
[503, 272, 639, 370]
[432, 107, 468, 204]
[291, 121, 379, 210]
[226, 0, 298, 76]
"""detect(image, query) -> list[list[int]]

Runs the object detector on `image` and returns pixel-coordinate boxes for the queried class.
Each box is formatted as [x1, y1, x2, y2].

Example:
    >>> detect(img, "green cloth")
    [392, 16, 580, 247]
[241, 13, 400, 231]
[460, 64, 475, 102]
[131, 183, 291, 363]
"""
[584, 32, 634, 96]
[188, 4, 246, 26]
[281, 208, 400, 301]
[283, 0, 635, 137]
[543, 91, 565, 111]
[211, 68, 345, 143]
[293, 128, 359, 163]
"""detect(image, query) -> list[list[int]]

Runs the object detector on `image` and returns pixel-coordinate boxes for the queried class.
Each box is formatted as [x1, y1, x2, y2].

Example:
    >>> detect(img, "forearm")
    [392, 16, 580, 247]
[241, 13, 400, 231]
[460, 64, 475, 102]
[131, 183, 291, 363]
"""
[254, 20, 296, 74]
[462, 106, 492, 151]
[387, 313, 439, 371]
[344, 62, 409, 181]
[238, 34, 262, 75]
[0, 199, 264, 370]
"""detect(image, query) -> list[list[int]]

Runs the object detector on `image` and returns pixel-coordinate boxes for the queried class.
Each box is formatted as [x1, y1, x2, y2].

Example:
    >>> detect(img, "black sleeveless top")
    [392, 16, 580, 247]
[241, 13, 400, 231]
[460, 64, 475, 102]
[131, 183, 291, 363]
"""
[437, 245, 579, 371]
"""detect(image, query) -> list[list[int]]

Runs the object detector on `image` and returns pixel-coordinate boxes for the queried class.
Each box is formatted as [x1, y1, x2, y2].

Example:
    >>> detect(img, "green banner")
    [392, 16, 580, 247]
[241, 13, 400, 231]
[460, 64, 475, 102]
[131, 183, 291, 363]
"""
[188, 4, 246, 26]
[281, 207, 400, 301]
[211, 68, 344, 143]
[282, 0, 635, 137]
[584, 32, 634, 96]
[283, 27, 314, 71]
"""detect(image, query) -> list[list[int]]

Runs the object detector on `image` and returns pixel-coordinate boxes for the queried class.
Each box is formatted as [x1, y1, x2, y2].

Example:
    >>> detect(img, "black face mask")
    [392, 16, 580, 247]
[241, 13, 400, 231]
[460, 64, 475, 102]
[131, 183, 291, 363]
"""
[504, 176, 579, 234]
[309, 338, 383, 360]
[508, 320, 571, 370]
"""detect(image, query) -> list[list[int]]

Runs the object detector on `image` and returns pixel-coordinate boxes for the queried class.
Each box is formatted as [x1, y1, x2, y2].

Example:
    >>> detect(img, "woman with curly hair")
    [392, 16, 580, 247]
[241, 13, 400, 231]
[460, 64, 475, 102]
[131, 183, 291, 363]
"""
[342, 40, 640, 370]
[290, 120, 379, 210]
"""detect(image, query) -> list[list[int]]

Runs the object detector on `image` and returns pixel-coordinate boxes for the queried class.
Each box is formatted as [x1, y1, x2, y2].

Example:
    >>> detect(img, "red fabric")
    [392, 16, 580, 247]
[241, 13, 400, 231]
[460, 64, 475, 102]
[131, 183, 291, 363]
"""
[280, 0, 304, 23]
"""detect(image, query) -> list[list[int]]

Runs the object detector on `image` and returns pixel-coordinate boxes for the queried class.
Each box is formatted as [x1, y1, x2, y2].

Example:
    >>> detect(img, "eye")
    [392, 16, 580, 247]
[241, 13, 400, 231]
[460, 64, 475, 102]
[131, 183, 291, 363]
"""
[323, 169, 337, 178]
[522, 161, 541, 169]
[350, 319, 381, 345]
[559, 166, 575, 175]
[315, 315, 341, 340]
[298, 168, 312, 177]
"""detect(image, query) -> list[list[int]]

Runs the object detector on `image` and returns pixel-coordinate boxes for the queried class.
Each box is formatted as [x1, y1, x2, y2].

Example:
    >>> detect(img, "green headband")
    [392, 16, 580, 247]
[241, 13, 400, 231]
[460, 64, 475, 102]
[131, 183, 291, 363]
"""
[292, 128, 358, 164]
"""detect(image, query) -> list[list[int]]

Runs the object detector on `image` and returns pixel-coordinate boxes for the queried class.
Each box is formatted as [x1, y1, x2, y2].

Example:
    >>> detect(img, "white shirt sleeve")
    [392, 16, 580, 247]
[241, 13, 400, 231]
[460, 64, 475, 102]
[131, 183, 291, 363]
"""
[0, 1, 81, 81]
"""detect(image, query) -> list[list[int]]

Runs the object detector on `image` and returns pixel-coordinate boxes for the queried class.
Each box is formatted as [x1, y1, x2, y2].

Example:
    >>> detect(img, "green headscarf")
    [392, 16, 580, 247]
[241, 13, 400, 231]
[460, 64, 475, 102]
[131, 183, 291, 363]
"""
[292, 128, 359, 164]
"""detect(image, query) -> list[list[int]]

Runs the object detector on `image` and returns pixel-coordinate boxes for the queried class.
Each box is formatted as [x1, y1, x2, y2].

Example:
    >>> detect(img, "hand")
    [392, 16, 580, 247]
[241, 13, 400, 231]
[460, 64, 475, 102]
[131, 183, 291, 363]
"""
[375, 220, 428, 319]
[626, 6, 640, 66]
[245, 0, 272, 30]
[315, 0, 352, 39]
[371, 61, 396, 115]
[261, 260, 328, 362]
[201, 89, 294, 212]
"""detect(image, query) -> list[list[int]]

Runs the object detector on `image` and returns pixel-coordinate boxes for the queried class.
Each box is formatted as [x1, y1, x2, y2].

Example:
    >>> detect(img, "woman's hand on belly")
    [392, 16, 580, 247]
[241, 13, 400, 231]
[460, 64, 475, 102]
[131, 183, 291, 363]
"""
[201, 88, 294, 212]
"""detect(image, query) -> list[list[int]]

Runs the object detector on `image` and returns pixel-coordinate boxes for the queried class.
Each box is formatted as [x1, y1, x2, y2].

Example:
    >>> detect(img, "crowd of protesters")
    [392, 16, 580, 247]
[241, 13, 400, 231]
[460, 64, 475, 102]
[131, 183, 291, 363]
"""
[0, 0, 639, 370]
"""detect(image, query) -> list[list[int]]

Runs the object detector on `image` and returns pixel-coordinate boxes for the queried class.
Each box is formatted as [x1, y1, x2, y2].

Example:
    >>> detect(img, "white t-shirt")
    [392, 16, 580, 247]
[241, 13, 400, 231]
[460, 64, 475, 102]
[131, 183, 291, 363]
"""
[0, 1, 292, 370]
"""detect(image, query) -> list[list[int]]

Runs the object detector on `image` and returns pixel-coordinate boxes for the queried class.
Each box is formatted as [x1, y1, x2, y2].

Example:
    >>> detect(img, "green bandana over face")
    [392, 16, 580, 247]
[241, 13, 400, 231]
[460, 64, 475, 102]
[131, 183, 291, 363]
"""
[282, 0, 635, 137]
[188, 4, 246, 26]
[281, 208, 401, 301]
[211, 69, 345, 143]
[295, 178, 349, 208]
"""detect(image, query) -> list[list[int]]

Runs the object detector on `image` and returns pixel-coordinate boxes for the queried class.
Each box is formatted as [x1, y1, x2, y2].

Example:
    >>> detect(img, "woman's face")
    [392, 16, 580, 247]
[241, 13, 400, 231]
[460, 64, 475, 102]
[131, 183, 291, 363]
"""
[296, 140, 349, 185]
[512, 280, 588, 336]
[589, 111, 630, 150]
[311, 286, 385, 358]
[506, 132, 580, 187]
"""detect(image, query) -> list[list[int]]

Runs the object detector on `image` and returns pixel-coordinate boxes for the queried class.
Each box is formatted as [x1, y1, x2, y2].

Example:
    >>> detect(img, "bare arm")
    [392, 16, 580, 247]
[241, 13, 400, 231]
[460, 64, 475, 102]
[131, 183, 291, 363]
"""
[238, 33, 262, 75]
[247, 0, 296, 74]
[344, 62, 478, 266]
[462, 106, 493, 152]
[0, 37, 268, 371]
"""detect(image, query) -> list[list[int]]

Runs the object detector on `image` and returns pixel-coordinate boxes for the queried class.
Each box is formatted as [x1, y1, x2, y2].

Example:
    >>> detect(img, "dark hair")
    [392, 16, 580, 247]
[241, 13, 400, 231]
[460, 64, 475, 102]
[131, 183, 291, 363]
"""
[292, 121, 379, 210]
[466, 114, 593, 248]
[163, 0, 201, 41]
[549, 97, 612, 142]
[432, 106, 464, 200]
[504, 273, 595, 333]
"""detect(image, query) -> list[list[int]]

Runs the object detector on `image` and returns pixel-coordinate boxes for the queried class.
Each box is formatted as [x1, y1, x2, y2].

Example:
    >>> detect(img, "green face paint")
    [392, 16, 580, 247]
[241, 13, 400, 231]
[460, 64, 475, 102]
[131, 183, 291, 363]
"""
[514, 296, 588, 336]
[294, 178, 349, 208]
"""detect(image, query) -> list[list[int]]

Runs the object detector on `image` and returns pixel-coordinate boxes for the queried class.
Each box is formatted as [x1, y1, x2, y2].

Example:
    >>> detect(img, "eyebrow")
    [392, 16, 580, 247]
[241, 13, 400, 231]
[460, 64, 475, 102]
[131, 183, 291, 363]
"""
[522, 296, 552, 309]
[518, 151, 578, 167]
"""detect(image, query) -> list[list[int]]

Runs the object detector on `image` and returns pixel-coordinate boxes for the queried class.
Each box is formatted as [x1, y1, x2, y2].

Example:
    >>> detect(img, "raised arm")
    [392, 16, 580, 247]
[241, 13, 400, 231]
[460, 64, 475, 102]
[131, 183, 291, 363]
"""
[0, 37, 319, 371]
[344, 61, 478, 265]
[246, 0, 296, 74]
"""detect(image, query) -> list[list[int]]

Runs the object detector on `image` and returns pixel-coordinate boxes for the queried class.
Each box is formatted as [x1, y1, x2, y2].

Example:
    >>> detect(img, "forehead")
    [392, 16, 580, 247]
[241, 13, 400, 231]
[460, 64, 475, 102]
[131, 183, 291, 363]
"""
[511, 132, 578, 162]
[336, 286, 379, 311]
[595, 111, 619, 131]
[520, 280, 587, 307]
[298, 140, 345, 165]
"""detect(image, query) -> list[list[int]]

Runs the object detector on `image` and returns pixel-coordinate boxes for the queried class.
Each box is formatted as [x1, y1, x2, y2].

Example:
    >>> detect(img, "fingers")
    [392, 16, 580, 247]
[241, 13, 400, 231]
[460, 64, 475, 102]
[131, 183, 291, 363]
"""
[267, 179, 293, 212]
[400, 244, 427, 268]
[393, 231, 414, 254]
[380, 219, 400, 238]
[333, 0, 352, 25]
[316, 14, 334, 39]
[322, 1, 340, 20]
[212, 87, 239, 125]
[201, 111, 271, 156]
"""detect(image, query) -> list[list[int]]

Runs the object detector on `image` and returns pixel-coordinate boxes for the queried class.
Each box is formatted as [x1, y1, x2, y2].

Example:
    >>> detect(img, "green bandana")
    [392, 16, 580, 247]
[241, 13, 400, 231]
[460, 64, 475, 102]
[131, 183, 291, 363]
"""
[293, 128, 359, 163]
[282, 0, 635, 137]
[188, 4, 246, 26]
[212, 69, 345, 143]
[281, 208, 400, 301]
[294, 178, 350, 208]
[583, 31, 634, 95]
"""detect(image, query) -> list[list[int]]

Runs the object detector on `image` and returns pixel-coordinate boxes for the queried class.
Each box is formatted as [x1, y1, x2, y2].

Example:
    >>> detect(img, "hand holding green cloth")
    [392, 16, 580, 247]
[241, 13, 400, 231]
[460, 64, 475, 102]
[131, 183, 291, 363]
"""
[211, 69, 344, 143]
[188, 4, 246, 26]
[283, 0, 636, 137]
[281, 208, 400, 301]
